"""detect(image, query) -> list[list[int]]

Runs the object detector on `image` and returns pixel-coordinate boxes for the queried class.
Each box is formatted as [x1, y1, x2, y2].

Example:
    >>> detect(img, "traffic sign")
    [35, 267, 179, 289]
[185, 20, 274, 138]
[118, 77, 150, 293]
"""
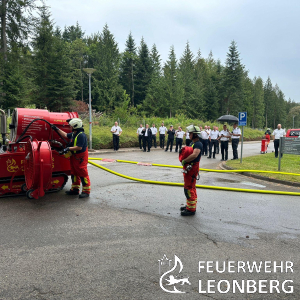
[238, 112, 247, 126]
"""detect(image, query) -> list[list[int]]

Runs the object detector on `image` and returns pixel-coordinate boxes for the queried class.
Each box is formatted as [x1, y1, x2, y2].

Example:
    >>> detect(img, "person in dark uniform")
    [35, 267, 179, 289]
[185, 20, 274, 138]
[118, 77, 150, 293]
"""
[180, 125, 203, 216]
[165, 125, 175, 152]
[142, 124, 152, 152]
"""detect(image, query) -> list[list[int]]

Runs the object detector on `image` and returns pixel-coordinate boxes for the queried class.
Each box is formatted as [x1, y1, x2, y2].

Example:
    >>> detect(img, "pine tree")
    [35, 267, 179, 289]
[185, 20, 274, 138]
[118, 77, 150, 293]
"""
[263, 77, 274, 128]
[252, 77, 265, 128]
[32, 7, 75, 111]
[88, 24, 123, 111]
[135, 37, 152, 105]
[178, 42, 198, 118]
[119, 32, 137, 105]
[2, 47, 34, 109]
[223, 41, 244, 115]
[162, 46, 184, 118]
[62, 22, 85, 43]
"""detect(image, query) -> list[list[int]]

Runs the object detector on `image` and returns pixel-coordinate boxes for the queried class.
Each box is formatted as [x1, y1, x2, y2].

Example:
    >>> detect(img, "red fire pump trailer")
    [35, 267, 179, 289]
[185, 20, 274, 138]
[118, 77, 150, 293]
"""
[0, 108, 78, 199]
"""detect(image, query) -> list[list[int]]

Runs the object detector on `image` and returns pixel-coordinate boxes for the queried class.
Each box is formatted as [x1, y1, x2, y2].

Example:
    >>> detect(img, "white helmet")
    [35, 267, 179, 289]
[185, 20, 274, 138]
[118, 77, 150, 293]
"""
[69, 118, 83, 129]
[186, 125, 201, 134]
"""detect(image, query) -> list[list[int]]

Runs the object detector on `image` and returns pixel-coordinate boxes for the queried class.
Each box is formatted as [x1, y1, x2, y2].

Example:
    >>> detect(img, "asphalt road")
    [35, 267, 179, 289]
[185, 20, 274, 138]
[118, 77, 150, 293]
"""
[0, 141, 299, 300]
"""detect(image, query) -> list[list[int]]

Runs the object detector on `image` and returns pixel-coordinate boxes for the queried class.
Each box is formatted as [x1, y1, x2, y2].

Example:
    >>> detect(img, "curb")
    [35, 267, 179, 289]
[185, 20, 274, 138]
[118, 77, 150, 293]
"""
[220, 162, 300, 188]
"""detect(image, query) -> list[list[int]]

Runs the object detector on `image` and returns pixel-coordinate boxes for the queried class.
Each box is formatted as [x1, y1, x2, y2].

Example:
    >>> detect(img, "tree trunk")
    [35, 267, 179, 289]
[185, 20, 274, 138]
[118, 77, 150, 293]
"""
[0, 0, 7, 60]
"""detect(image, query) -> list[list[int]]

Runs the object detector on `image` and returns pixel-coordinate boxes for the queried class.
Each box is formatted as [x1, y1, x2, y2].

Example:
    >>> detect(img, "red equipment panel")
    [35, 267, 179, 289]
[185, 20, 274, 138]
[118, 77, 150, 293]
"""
[25, 140, 52, 194]
[10, 108, 78, 143]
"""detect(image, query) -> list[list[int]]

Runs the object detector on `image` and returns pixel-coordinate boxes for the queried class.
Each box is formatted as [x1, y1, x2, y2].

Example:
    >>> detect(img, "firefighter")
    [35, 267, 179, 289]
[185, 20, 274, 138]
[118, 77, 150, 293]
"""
[180, 125, 203, 216]
[52, 118, 91, 198]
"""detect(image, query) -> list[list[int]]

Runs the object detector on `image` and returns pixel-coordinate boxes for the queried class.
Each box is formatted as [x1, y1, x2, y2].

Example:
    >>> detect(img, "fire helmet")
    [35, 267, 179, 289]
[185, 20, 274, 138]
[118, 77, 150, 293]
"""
[186, 125, 201, 134]
[69, 118, 83, 129]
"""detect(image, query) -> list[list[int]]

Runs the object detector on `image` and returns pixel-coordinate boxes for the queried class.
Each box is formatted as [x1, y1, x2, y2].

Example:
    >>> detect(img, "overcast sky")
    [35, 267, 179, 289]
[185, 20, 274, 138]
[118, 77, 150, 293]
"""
[48, 0, 300, 102]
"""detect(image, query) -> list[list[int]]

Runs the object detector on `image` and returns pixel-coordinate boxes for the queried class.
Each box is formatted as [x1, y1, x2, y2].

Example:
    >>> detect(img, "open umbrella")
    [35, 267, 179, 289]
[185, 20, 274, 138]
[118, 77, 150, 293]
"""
[217, 115, 239, 124]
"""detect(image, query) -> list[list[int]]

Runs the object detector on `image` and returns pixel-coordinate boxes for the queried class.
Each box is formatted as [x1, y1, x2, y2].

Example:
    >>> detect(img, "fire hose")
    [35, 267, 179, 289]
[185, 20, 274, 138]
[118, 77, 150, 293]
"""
[88, 158, 300, 196]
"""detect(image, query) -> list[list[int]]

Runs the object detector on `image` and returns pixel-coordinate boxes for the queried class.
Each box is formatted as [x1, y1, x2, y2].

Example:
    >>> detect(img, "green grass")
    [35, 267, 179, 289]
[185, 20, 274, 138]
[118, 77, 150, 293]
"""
[226, 153, 300, 183]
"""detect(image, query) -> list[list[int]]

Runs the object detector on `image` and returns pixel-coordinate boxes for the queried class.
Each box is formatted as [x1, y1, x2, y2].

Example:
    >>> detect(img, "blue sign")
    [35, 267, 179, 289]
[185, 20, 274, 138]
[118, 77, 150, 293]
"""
[238, 112, 247, 126]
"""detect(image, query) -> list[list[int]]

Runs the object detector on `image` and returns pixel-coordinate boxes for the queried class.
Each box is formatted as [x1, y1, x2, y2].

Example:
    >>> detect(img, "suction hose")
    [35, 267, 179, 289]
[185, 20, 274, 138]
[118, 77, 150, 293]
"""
[88, 160, 300, 196]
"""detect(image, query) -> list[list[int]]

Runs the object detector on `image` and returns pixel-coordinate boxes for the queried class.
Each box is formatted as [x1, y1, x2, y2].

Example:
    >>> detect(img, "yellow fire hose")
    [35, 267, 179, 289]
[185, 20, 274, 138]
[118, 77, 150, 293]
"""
[88, 157, 300, 177]
[88, 159, 300, 196]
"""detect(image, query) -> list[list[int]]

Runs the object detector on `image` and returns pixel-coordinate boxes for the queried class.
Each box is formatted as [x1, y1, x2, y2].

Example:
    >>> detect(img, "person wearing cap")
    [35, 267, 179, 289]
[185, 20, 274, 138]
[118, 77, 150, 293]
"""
[175, 126, 184, 152]
[272, 124, 286, 158]
[136, 124, 144, 150]
[218, 124, 231, 161]
[150, 123, 157, 148]
[180, 125, 202, 216]
[111, 121, 122, 151]
[159, 122, 167, 148]
[230, 123, 241, 160]
[52, 118, 91, 198]
[165, 125, 175, 152]
[207, 126, 219, 159]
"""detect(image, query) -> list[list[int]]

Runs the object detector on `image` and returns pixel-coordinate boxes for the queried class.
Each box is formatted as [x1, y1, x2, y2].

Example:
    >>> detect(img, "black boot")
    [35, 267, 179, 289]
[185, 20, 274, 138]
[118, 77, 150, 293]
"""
[180, 205, 186, 211]
[79, 192, 89, 198]
[181, 208, 196, 216]
[65, 189, 79, 195]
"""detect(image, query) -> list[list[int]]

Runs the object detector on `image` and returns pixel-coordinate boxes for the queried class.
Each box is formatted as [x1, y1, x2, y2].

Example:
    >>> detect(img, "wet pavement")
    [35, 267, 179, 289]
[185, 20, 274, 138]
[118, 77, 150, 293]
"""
[0, 141, 299, 299]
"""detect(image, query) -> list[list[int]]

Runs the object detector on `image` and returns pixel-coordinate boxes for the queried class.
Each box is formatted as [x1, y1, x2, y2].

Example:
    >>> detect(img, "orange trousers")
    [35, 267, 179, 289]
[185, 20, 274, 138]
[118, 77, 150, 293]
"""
[183, 162, 199, 212]
[70, 149, 91, 194]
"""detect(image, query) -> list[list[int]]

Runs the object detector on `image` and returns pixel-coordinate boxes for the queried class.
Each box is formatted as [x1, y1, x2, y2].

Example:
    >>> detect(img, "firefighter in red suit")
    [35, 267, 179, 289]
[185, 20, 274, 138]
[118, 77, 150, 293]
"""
[179, 125, 202, 216]
[52, 118, 91, 198]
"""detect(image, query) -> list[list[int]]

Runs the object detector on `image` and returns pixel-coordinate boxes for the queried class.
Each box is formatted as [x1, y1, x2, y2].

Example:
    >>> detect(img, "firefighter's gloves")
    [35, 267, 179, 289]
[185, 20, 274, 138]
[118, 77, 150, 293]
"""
[181, 160, 187, 166]
[59, 147, 70, 155]
[51, 124, 59, 132]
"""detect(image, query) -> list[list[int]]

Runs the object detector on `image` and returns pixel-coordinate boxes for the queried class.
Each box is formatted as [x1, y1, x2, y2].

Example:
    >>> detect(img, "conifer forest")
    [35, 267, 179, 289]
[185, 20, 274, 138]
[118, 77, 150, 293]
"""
[0, 1, 299, 128]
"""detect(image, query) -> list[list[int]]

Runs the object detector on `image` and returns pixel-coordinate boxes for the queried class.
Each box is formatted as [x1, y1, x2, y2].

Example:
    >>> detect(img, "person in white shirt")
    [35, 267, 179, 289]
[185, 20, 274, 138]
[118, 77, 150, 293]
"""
[111, 121, 122, 151]
[201, 126, 209, 156]
[136, 124, 144, 150]
[208, 126, 219, 159]
[185, 130, 191, 146]
[272, 124, 286, 158]
[159, 122, 167, 149]
[230, 123, 241, 160]
[218, 124, 231, 161]
[175, 126, 184, 152]
[150, 123, 158, 148]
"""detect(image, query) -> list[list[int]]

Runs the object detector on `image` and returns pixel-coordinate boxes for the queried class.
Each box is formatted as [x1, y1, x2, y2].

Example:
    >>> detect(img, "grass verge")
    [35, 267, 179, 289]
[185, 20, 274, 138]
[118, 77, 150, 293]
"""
[226, 153, 300, 183]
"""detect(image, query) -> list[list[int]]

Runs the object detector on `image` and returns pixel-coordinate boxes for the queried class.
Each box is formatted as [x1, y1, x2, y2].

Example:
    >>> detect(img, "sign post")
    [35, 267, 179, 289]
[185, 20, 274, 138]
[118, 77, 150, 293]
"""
[278, 137, 300, 171]
[238, 112, 247, 163]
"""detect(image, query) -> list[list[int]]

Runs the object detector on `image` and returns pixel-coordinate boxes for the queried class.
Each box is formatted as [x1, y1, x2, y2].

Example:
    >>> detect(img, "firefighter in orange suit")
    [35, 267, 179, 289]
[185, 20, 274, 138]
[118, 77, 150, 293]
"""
[179, 125, 202, 216]
[52, 118, 91, 198]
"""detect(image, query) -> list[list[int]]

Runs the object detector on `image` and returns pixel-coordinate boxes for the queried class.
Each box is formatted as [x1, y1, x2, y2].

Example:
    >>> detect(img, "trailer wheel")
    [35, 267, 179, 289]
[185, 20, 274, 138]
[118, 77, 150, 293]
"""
[21, 184, 28, 192]
[26, 189, 34, 199]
